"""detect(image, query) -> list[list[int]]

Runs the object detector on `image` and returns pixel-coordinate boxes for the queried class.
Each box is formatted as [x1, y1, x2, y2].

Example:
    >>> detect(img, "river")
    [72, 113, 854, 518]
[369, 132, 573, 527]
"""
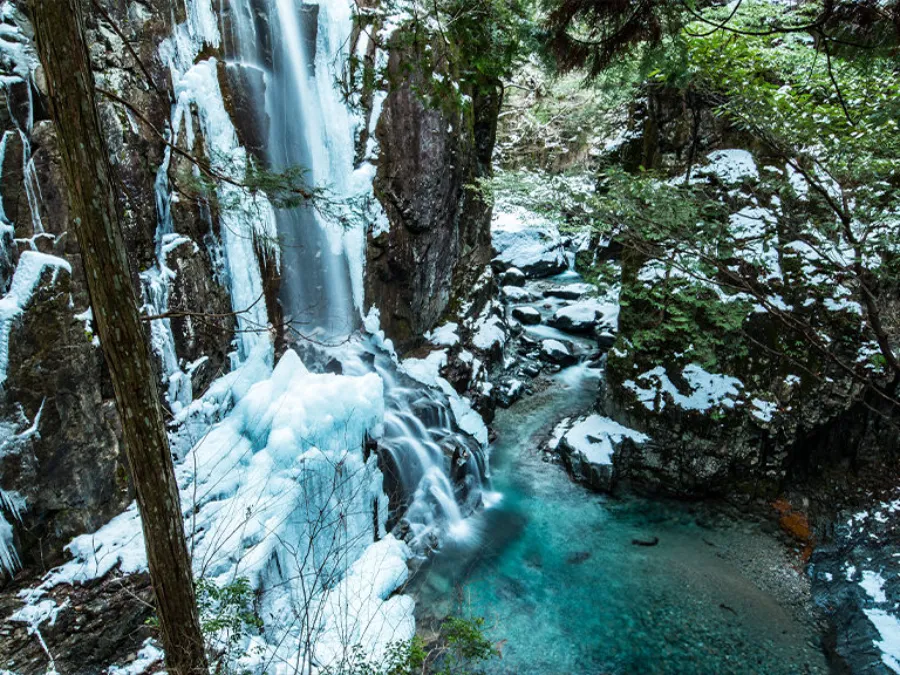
[410, 278, 831, 675]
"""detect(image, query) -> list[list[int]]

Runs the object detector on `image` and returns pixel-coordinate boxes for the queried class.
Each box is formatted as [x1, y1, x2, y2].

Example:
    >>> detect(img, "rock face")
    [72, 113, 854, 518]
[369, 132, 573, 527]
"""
[595, 84, 899, 500]
[0, 571, 154, 675]
[809, 490, 900, 674]
[0, 0, 237, 576]
[366, 38, 500, 351]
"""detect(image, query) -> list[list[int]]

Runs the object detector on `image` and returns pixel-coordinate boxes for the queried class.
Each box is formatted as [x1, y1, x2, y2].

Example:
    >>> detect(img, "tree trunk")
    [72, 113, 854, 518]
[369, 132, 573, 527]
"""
[26, 2, 209, 673]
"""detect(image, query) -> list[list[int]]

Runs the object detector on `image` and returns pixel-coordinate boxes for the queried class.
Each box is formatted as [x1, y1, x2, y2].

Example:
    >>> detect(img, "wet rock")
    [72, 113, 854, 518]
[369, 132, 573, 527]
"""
[596, 331, 617, 352]
[520, 361, 542, 378]
[495, 378, 526, 408]
[219, 61, 270, 161]
[540, 339, 576, 366]
[511, 306, 541, 325]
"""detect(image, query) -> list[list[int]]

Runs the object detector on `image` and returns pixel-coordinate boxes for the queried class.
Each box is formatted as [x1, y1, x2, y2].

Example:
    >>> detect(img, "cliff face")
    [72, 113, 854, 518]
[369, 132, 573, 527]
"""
[366, 39, 499, 352]
[0, 0, 237, 576]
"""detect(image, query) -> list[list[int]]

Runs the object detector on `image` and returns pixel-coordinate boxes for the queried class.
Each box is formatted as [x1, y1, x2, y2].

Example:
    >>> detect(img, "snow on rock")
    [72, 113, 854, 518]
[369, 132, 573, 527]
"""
[501, 285, 535, 303]
[0, 251, 71, 388]
[865, 610, 900, 673]
[499, 267, 526, 287]
[540, 339, 576, 366]
[697, 149, 759, 185]
[559, 415, 648, 491]
[106, 639, 165, 675]
[491, 205, 567, 277]
[426, 322, 460, 347]
[624, 364, 743, 413]
[471, 312, 506, 353]
[549, 298, 617, 334]
[563, 415, 649, 467]
[543, 283, 594, 300]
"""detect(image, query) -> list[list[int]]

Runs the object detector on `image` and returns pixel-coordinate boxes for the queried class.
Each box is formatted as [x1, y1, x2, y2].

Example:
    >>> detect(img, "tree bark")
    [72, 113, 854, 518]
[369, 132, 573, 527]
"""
[26, 2, 209, 673]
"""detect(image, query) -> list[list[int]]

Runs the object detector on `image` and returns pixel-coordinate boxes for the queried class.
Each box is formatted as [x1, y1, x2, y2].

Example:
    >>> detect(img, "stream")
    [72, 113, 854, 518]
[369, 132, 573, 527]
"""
[410, 275, 832, 675]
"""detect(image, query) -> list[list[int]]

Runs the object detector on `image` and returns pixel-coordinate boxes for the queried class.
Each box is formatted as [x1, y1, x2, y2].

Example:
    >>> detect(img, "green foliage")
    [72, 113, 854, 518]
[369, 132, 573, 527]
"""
[322, 616, 498, 675]
[345, 0, 533, 116]
[575, 0, 900, 397]
[196, 576, 263, 674]
[434, 616, 497, 674]
[492, 168, 600, 231]
[322, 638, 427, 675]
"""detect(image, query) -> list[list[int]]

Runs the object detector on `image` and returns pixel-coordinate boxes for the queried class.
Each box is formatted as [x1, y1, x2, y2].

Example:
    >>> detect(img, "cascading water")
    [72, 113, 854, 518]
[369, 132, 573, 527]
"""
[220, 0, 489, 545]
[224, 0, 361, 337]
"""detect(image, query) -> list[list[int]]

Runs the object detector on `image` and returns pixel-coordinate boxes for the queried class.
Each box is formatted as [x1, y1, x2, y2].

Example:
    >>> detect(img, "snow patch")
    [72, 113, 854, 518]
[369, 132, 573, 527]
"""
[624, 364, 743, 413]
[563, 415, 648, 466]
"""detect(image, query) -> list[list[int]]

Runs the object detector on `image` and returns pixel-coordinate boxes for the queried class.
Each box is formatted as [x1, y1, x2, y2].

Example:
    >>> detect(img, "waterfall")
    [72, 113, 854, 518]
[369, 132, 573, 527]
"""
[224, 0, 364, 338]
[220, 0, 489, 544]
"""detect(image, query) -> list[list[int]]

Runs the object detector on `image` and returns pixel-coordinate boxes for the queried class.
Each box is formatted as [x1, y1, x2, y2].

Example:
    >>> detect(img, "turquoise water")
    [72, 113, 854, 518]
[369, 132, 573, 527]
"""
[411, 365, 829, 674]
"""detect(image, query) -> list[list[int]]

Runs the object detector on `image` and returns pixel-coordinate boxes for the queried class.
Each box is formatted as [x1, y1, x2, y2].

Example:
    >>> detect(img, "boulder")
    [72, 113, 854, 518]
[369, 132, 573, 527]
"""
[511, 306, 541, 325]
[495, 378, 526, 408]
[501, 285, 535, 303]
[558, 415, 648, 492]
[491, 206, 567, 278]
[540, 339, 577, 366]
[499, 267, 526, 286]
[549, 299, 614, 335]
[543, 283, 594, 300]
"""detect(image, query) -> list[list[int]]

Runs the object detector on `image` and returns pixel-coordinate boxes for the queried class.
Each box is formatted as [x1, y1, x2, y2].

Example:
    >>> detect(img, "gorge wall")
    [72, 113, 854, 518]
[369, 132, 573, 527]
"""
[585, 85, 900, 510]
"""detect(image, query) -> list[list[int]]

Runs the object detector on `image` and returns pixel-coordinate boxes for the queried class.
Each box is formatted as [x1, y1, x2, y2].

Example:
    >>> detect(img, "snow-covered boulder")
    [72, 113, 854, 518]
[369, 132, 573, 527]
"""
[495, 378, 527, 408]
[540, 339, 576, 366]
[549, 299, 617, 335]
[501, 285, 535, 303]
[543, 283, 594, 300]
[492, 206, 567, 278]
[512, 306, 542, 325]
[559, 415, 648, 492]
[499, 267, 527, 287]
